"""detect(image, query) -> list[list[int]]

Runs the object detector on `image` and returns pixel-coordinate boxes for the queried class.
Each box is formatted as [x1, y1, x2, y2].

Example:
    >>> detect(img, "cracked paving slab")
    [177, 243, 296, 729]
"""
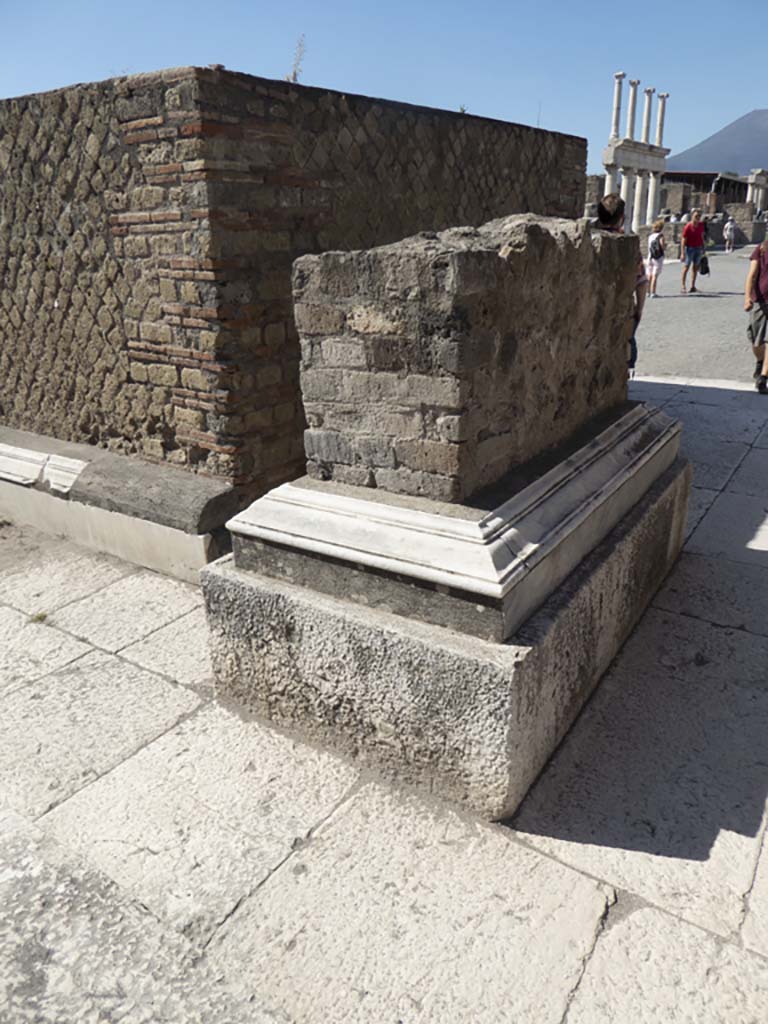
[41, 703, 359, 946]
[0, 605, 90, 697]
[566, 904, 768, 1023]
[654, 551, 768, 637]
[205, 783, 614, 1024]
[0, 650, 200, 818]
[120, 606, 214, 693]
[48, 571, 202, 653]
[512, 604, 768, 938]
[0, 808, 289, 1024]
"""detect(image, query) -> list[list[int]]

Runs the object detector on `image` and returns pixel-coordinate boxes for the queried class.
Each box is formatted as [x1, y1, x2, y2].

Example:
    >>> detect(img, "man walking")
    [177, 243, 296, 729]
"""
[681, 209, 706, 293]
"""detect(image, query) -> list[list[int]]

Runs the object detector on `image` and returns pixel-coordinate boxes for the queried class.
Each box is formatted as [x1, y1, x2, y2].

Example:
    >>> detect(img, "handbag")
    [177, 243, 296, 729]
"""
[699, 254, 710, 276]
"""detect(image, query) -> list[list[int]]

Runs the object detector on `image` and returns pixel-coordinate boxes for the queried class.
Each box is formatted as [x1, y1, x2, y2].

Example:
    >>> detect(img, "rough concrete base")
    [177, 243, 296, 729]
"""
[203, 458, 691, 819]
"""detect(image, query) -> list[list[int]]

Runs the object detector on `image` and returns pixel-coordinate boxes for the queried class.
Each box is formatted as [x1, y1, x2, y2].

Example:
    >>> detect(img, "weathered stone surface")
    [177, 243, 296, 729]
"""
[0, 607, 90, 697]
[295, 215, 635, 500]
[0, 809, 286, 1024]
[0, 651, 199, 817]
[206, 784, 613, 1022]
[48, 571, 201, 652]
[568, 905, 768, 1023]
[42, 703, 358, 946]
[120, 606, 214, 692]
[513, 595, 768, 937]
[0, 520, 134, 612]
[203, 459, 689, 818]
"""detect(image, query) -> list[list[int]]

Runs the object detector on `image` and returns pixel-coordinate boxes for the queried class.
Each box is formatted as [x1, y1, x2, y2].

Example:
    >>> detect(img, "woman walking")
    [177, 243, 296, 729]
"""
[646, 219, 665, 297]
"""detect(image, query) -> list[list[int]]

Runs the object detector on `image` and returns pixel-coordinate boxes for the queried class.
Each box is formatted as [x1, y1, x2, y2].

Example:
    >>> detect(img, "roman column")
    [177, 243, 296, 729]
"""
[610, 71, 626, 139]
[604, 164, 618, 193]
[641, 87, 655, 144]
[646, 172, 661, 224]
[620, 168, 635, 231]
[655, 92, 669, 146]
[625, 80, 640, 140]
[633, 172, 648, 232]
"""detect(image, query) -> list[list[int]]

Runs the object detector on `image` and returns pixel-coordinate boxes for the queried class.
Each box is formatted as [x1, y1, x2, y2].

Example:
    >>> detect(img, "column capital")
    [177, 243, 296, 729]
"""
[629, 79, 640, 87]
[658, 92, 670, 100]
[644, 86, 655, 96]
[614, 70, 626, 81]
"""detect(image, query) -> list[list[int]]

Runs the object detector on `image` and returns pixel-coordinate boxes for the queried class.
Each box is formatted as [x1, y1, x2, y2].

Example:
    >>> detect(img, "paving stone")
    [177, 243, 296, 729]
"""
[0, 651, 199, 818]
[727, 446, 768, 497]
[206, 784, 613, 1023]
[0, 808, 288, 1024]
[42, 704, 358, 945]
[0, 606, 90, 696]
[120, 606, 213, 693]
[684, 485, 719, 540]
[512, 606, 768, 937]
[0, 524, 134, 614]
[568, 905, 768, 1024]
[48, 571, 202, 652]
[664, 399, 767, 445]
[628, 378, 685, 407]
[655, 551, 768, 637]
[678, 433, 748, 490]
[742, 830, 768, 958]
[686, 490, 768, 568]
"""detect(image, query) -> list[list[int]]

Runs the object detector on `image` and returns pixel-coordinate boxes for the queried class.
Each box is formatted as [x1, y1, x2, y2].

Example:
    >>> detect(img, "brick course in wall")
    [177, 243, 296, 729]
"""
[0, 66, 586, 498]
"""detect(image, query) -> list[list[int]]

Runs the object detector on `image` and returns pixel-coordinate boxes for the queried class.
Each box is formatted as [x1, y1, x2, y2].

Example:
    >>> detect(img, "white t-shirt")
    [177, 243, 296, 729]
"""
[648, 231, 664, 260]
[724, 220, 735, 237]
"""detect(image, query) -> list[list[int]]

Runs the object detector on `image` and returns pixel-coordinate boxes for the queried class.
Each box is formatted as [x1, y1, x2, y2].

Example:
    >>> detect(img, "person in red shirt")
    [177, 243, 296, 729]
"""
[744, 239, 768, 392]
[681, 209, 706, 293]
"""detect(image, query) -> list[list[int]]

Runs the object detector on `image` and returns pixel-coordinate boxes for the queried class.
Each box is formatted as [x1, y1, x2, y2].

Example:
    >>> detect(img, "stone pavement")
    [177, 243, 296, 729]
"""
[637, 247, 756, 381]
[4, 374, 768, 1021]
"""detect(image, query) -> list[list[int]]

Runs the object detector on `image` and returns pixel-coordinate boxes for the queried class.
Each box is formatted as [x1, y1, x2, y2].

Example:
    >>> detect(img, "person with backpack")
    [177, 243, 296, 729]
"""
[646, 219, 665, 298]
[744, 239, 768, 392]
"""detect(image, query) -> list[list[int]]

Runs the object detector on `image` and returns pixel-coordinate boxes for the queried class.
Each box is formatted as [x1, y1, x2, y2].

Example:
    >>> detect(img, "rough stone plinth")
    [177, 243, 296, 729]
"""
[204, 458, 690, 819]
[295, 214, 637, 502]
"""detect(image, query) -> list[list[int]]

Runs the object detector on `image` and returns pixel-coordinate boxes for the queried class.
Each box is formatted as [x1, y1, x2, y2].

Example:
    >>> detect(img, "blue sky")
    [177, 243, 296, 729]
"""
[0, 0, 763, 173]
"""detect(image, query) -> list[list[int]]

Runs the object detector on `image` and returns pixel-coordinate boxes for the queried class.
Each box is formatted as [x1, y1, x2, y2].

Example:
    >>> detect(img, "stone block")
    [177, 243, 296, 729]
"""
[203, 457, 691, 819]
[294, 215, 635, 502]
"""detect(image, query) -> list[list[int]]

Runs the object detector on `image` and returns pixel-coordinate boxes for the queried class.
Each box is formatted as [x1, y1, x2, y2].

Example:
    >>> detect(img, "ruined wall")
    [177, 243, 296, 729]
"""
[0, 70, 228, 472]
[295, 215, 635, 503]
[0, 66, 586, 496]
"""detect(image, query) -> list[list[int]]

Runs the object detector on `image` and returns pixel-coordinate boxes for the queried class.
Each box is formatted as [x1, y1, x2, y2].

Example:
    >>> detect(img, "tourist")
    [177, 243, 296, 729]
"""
[680, 211, 690, 224]
[669, 212, 679, 223]
[595, 193, 647, 371]
[724, 216, 736, 253]
[646, 219, 665, 297]
[744, 238, 768, 392]
[681, 209, 706, 293]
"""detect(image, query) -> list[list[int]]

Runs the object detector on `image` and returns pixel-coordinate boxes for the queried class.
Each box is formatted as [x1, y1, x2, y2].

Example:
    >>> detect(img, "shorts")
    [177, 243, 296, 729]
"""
[646, 257, 664, 276]
[685, 246, 703, 267]
[747, 303, 768, 347]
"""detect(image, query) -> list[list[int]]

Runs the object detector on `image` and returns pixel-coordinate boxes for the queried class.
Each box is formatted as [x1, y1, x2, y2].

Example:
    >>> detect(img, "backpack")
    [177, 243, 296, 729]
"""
[649, 235, 664, 260]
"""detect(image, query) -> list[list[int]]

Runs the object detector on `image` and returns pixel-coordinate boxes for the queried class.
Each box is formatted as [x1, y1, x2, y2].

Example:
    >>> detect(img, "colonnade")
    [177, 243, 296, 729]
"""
[601, 72, 670, 232]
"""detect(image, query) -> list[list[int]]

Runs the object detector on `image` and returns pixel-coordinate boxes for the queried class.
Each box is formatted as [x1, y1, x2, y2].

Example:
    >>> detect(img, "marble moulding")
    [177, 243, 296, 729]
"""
[202, 215, 691, 818]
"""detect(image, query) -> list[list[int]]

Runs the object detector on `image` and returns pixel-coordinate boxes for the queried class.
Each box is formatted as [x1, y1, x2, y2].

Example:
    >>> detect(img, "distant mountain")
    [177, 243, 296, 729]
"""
[667, 110, 768, 175]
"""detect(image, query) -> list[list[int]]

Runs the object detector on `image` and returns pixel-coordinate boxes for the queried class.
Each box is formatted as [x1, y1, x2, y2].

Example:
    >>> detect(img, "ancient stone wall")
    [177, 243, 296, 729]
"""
[295, 215, 635, 503]
[0, 67, 586, 496]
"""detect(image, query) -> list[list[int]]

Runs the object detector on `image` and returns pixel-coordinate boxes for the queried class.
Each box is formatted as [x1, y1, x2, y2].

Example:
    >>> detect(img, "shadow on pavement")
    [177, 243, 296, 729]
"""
[509, 378, 768, 862]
